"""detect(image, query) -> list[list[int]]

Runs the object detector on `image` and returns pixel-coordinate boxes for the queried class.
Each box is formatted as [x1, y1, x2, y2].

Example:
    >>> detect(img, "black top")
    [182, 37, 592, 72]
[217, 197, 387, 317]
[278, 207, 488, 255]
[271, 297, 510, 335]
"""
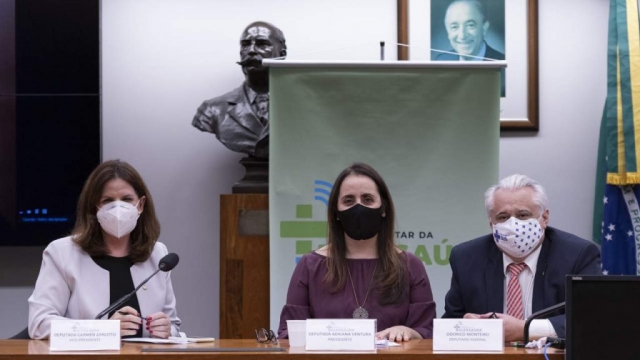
[92, 255, 142, 338]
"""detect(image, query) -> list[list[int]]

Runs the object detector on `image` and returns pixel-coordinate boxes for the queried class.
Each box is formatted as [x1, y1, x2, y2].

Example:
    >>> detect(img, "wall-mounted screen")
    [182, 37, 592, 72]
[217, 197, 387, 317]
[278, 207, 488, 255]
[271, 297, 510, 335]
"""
[0, 0, 100, 246]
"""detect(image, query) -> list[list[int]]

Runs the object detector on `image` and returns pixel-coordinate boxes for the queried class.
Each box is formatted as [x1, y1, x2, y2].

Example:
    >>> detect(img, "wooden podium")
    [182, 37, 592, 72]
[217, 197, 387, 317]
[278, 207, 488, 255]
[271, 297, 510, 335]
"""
[219, 194, 270, 338]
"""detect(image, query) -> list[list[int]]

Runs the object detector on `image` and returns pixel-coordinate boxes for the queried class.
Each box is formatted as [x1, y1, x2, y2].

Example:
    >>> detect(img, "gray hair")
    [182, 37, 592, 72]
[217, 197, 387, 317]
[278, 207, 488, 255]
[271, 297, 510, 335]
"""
[484, 174, 548, 217]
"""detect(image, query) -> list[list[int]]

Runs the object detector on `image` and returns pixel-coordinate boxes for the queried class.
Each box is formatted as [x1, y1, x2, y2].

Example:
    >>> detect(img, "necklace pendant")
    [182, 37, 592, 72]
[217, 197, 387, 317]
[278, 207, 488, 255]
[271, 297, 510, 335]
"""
[352, 306, 369, 319]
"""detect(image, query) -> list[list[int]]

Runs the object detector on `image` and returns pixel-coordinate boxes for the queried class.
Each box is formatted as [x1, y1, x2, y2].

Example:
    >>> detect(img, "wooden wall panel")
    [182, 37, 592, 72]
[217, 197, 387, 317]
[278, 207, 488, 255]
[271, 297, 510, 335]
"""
[220, 194, 269, 339]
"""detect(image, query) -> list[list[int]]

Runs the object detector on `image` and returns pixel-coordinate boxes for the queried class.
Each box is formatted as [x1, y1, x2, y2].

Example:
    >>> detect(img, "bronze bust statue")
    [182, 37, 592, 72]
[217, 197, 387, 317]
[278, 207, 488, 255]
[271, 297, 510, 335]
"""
[192, 21, 287, 160]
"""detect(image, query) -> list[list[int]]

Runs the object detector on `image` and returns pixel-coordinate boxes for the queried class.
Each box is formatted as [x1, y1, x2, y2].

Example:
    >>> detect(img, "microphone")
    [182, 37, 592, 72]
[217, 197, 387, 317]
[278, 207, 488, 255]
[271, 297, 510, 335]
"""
[158, 253, 179, 271]
[95, 253, 179, 319]
[522, 301, 565, 345]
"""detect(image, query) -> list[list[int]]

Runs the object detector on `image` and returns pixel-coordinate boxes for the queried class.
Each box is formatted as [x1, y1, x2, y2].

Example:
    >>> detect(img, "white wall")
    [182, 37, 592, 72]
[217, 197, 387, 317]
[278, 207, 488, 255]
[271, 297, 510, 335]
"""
[500, 0, 607, 241]
[100, 0, 397, 338]
[0, 0, 608, 338]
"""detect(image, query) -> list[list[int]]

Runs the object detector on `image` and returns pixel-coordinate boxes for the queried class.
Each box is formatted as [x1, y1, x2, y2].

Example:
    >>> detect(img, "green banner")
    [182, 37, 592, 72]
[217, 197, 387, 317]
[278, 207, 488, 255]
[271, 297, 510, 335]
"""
[269, 63, 500, 330]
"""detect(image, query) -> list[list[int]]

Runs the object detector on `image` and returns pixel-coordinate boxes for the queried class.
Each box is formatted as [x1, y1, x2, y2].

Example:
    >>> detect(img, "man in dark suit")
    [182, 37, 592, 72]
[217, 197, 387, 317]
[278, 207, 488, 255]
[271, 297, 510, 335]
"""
[192, 21, 287, 159]
[435, 44, 504, 62]
[435, 0, 505, 96]
[443, 174, 601, 342]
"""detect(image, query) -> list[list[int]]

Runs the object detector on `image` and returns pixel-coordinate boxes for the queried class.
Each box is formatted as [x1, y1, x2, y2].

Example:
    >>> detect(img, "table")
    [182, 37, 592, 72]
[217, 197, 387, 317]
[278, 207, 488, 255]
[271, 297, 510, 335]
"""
[0, 339, 564, 359]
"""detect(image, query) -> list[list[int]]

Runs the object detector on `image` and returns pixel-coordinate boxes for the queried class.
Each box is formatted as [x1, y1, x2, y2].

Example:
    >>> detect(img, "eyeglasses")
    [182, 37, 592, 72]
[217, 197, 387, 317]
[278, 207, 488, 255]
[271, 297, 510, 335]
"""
[255, 328, 278, 345]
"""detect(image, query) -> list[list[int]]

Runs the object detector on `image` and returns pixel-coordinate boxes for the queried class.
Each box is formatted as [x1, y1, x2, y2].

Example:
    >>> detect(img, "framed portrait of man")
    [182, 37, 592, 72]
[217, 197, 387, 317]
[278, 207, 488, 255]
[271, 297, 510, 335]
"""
[430, 0, 506, 97]
[397, 0, 539, 130]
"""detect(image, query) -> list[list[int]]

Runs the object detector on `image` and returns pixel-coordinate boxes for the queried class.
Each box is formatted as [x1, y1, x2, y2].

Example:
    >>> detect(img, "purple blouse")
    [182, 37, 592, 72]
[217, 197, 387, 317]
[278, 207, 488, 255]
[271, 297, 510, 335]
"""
[277, 251, 435, 339]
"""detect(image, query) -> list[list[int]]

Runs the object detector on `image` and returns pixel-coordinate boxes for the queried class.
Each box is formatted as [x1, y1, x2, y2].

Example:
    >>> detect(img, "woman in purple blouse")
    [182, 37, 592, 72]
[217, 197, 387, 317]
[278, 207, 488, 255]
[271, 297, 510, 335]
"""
[278, 163, 436, 342]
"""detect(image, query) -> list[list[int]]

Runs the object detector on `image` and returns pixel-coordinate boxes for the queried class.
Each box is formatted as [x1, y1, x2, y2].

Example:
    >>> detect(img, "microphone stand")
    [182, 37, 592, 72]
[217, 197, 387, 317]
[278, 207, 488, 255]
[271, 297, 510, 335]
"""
[94, 268, 161, 319]
[522, 301, 565, 345]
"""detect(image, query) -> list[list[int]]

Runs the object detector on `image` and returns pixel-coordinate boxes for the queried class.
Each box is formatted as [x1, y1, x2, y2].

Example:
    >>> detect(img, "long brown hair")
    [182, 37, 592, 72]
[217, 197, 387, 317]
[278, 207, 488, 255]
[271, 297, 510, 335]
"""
[72, 159, 160, 263]
[325, 163, 406, 305]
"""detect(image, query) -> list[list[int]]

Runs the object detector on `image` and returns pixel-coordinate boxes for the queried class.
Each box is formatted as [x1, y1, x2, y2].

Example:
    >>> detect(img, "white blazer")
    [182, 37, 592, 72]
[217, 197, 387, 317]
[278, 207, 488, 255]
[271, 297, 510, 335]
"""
[28, 236, 181, 339]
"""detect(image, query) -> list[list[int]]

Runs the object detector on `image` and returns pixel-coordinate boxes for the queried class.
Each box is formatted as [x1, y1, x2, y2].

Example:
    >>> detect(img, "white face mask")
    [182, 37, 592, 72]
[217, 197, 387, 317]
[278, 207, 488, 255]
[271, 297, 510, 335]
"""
[492, 216, 544, 259]
[97, 200, 140, 238]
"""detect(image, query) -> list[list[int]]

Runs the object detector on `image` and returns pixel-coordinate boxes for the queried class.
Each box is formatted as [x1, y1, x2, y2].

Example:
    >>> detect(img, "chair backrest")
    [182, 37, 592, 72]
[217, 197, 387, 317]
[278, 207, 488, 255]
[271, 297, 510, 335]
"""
[9, 327, 30, 339]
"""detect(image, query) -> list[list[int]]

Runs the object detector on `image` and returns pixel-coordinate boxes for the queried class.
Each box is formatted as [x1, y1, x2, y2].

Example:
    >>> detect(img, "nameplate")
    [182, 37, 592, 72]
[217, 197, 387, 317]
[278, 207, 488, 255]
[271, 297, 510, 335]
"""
[50, 320, 120, 351]
[305, 319, 376, 351]
[433, 319, 503, 351]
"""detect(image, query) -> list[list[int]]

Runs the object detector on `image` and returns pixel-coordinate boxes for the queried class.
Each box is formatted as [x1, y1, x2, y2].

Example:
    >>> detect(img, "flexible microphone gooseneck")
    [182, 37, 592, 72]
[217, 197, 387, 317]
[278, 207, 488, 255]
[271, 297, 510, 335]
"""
[522, 301, 565, 345]
[95, 253, 179, 319]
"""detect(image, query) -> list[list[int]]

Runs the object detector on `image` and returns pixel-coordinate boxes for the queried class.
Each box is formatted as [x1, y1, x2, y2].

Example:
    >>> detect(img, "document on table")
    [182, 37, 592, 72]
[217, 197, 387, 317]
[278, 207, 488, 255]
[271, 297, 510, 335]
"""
[121, 337, 192, 344]
[376, 339, 401, 347]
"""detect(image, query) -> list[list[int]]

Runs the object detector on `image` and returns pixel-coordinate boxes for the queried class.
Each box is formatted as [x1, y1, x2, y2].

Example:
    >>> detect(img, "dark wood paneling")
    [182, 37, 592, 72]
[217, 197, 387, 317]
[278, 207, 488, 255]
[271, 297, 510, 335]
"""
[397, 0, 409, 60]
[220, 194, 270, 339]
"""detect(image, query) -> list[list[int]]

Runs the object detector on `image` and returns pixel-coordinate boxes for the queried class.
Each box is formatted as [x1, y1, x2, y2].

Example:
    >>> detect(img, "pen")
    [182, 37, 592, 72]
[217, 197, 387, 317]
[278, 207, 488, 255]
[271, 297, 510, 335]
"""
[118, 311, 144, 319]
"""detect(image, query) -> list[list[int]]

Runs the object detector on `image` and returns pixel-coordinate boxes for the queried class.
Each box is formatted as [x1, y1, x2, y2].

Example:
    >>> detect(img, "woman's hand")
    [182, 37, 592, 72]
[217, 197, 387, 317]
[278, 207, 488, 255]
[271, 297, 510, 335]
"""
[145, 311, 172, 339]
[109, 306, 141, 337]
[376, 325, 421, 342]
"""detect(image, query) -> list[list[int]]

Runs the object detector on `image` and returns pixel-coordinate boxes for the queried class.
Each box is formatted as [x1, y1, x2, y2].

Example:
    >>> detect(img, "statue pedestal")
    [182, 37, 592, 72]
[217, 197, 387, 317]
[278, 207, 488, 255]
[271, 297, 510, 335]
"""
[232, 157, 268, 194]
[219, 194, 269, 338]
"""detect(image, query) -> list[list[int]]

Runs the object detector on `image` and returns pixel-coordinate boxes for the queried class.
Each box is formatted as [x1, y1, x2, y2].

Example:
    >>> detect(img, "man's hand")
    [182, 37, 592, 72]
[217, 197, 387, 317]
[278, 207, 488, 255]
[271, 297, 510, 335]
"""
[494, 313, 526, 341]
[463, 313, 525, 341]
[463, 312, 493, 319]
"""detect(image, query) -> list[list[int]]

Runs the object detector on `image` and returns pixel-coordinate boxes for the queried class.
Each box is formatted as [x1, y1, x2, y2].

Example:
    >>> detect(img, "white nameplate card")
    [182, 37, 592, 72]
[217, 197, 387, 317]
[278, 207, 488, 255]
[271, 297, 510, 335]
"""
[50, 320, 120, 351]
[305, 319, 376, 351]
[433, 319, 504, 351]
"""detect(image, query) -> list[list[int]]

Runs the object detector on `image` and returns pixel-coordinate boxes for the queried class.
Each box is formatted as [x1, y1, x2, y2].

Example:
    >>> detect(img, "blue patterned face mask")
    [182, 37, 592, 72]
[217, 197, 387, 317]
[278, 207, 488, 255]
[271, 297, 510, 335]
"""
[492, 217, 544, 259]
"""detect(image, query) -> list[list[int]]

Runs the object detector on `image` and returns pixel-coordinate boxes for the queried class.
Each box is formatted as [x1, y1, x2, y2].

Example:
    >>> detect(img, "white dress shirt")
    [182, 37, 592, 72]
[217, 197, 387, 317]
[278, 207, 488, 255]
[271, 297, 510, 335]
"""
[502, 244, 557, 340]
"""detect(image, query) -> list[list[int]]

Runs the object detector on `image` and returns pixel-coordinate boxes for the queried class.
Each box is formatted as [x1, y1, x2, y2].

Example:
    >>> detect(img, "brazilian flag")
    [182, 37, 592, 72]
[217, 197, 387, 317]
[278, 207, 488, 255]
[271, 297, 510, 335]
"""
[593, 0, 640, 275]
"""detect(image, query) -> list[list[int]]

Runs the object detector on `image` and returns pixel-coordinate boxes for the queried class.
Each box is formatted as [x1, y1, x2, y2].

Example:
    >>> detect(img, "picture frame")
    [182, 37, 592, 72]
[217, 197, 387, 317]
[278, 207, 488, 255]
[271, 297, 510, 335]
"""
[397, 0, 539, 131]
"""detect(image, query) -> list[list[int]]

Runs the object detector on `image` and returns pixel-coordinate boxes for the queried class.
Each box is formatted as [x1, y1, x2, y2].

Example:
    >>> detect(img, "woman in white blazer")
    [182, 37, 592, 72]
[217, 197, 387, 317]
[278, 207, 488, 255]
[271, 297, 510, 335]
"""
[28, 159, 181, 339]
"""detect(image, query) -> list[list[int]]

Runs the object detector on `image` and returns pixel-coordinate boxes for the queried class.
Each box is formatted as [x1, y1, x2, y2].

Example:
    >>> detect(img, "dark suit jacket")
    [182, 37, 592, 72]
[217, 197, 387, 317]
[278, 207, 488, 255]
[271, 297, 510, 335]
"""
[442, 227, 601, 338]
[435, 43, 505, 96]
[435, 43, 505, 61]
[192, 83, 269, 158]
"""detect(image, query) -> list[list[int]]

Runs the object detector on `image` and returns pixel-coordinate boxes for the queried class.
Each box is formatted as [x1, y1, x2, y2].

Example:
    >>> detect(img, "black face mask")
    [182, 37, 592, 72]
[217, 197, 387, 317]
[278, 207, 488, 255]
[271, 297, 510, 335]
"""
[336, 204, 384, 240]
